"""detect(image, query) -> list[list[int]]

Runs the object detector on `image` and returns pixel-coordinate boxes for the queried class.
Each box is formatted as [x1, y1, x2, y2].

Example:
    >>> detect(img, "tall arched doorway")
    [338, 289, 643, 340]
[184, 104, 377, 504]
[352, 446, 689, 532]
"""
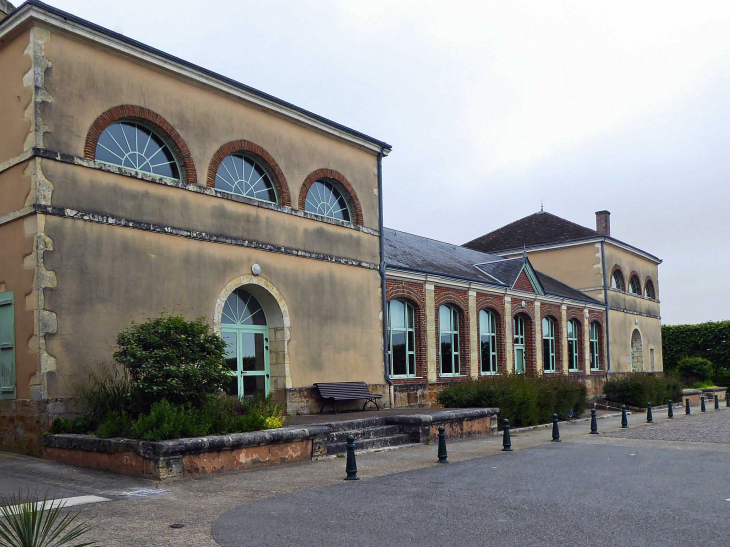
[221, 288, 270, 400]
[631, 329, 643, 372]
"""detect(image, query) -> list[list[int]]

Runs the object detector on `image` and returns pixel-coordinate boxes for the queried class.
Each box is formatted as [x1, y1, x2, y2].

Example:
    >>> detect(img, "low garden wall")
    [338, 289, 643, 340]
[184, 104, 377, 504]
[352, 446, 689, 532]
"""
[682, 387, 727, 406]
[41, 408, 499, 480]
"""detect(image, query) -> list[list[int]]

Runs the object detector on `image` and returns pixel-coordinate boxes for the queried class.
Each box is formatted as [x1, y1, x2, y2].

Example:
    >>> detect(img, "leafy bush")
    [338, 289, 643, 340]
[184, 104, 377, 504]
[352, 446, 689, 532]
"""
[676, 357, 714, 386]
[78, 364, 133, 429]
[47, 416, 93, 435]
[662, 321, 730, 386]
[437, 374, 587, 428]
[114, 314, 228, 411]
[603, 373, 682, 407]
[94, 394, 284, 441]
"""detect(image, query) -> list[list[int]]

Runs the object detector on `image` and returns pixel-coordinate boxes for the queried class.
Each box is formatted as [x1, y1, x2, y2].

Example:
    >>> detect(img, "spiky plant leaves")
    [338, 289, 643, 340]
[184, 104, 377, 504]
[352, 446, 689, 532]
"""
[0, 492, 96, 547]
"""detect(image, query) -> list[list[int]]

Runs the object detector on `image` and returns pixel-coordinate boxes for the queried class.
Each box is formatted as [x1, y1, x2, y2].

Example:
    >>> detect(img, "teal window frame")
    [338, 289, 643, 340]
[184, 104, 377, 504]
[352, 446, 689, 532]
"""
[513, 315, 526, 374]
[542, 317, 556, 372]
[567, 319, 580, 371]
[388, 299, 417, 378]
[590, 322, 601, 370]
[439, 305, 460, 377]
[479, 309, 498, 375]
[0, 292, 16, 400]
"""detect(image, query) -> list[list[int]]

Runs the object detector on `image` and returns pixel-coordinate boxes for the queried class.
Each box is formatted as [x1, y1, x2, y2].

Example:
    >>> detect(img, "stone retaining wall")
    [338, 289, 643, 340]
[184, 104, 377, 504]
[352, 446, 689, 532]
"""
[41, 408, 499, 480]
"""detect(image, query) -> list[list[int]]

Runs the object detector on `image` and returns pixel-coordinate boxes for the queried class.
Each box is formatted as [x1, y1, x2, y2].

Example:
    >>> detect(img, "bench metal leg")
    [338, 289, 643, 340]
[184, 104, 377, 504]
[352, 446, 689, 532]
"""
[362, 398, 380, 411]
[319, 400, 337, 414]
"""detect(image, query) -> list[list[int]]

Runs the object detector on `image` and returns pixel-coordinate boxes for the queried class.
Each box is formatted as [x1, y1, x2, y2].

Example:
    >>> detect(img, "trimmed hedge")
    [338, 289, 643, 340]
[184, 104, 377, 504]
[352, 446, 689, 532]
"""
[676, 357, 714, 386]
[437, 374, 587, 428]
[662, 321, 730, 384]
[603, 373, 682, 408]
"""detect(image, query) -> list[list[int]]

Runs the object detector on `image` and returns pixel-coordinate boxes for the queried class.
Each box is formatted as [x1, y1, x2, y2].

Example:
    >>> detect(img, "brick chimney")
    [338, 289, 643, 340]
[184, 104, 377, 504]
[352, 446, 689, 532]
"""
[595, 210, 610, 236]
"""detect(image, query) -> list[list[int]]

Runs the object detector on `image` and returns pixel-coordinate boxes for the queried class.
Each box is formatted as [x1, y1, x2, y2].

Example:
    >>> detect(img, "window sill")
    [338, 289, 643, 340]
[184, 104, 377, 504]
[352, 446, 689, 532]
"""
[543, 370, 559, 374]
[390, 376, 423, 380]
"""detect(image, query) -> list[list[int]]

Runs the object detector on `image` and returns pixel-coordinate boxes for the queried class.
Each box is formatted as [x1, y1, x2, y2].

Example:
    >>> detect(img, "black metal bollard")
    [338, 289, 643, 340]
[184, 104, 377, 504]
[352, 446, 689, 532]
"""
[646, 402, 653, 423]
[344, 434, 359, 481]
[686, 398, 691, 415]
[552, 413, 561, 442]
[668, 400, 673, 419]
[437, 425, 448, 464]
[502, 419, 513, 451]
[715, 395, 719, 410]
[701, 396, 707, 413]
[590, 408, 599, 434]
[621, 405, 629, 428]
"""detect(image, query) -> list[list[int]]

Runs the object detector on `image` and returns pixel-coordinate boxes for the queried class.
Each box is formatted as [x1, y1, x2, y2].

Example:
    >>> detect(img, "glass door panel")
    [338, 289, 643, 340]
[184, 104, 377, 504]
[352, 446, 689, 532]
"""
[240, 330, 269, 400]
[515, 346, 525, 374]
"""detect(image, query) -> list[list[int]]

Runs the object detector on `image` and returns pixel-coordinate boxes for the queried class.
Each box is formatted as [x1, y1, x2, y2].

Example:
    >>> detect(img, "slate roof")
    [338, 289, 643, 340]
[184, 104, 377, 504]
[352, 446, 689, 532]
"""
[463, 211, 599, 253]
[384, 228, 600, 304]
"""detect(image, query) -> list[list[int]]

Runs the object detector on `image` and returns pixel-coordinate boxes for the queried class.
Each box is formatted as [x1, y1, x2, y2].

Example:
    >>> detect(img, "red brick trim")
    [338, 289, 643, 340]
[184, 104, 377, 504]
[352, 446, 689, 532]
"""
[513, 269, 534, 293]
[565, 309, 584, 372]
[299, 169, 364, 225]
[386, 280, 427, 382]
[512, 308, 536, 374]
[540, 305, 562, 373]
[84, 105, 197, 184]
[587, 311, 606, 373]
[206, 140, 291, 207]
[434, 288, 471, 379]
[475, 294, 506, 375]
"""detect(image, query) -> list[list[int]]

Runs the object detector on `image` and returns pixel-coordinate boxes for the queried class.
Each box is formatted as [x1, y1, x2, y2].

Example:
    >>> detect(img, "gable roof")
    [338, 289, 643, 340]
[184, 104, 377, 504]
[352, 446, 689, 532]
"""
[384, 228, 600, 304]
[463, 211, 599, 254]
[1, 1, 391, 154]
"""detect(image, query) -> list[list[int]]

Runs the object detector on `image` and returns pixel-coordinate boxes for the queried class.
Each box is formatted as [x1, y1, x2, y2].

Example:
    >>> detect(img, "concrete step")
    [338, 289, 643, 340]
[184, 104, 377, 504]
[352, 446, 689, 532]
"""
[328, 425, 401, 443]
[326, 433, 413, 455]
[325, 417, 389, 432]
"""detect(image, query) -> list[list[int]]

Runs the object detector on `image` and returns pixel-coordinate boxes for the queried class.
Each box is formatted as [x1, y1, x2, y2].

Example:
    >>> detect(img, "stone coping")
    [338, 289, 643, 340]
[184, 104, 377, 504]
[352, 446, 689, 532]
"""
[385, 408, 498, 426]
[41, 425, 332, 459]
[40, 409, 499, 458]
[700, 387, 727, 393]
[682, 389, 702, 396]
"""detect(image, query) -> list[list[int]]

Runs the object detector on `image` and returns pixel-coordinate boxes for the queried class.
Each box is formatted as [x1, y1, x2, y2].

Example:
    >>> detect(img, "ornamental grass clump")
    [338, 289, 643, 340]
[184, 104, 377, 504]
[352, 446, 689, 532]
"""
[437, 374, 586, 428]
[0, 492, 95, 547]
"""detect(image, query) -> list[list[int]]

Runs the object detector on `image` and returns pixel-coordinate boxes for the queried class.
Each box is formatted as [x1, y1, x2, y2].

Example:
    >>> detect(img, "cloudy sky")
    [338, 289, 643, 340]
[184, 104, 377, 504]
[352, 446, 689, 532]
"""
[47, 0, 730, 324]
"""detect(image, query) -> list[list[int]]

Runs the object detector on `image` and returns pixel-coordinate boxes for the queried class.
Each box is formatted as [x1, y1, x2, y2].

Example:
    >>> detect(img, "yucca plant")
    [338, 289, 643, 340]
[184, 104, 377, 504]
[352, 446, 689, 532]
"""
[0, 492, 96, 547]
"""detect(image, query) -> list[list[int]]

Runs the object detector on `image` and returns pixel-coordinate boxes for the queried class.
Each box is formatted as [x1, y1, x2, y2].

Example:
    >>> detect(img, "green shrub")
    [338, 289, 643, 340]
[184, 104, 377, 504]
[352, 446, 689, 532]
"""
[47, 416, 93, 435]
[78, 364, 133, 429]
[676, 357, 714, 386]
[603, 373, 682, 407]
[94, 394, 284, 441]
[437, 374, 587, 428]
[114, 314, 228, 411]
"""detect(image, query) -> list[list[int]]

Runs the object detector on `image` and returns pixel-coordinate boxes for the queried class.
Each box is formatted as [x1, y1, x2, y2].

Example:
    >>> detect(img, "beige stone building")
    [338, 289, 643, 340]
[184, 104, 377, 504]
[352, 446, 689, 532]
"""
[0, 1, 391, 451]
[464, 210, 663, 375]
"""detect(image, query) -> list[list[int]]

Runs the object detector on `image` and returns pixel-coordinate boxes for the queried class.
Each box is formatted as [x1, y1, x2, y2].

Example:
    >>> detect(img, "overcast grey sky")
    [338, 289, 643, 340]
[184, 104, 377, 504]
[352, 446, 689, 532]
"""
[49, 0, 730, 325]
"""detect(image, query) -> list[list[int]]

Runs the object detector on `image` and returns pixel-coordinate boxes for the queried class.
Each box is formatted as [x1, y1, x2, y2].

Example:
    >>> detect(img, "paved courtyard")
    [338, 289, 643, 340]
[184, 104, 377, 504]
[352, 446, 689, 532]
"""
[0, 408, 728, 546]
[605, 409, 730, 443]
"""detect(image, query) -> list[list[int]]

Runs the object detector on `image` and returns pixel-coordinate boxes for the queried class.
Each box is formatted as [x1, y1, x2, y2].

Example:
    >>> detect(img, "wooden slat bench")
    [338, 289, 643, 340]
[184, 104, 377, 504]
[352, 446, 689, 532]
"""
[314, 382, 383, 414]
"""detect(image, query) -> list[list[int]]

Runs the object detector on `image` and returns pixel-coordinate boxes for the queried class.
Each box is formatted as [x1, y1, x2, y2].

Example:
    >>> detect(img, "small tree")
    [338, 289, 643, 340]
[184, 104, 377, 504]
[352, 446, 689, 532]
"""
[677, 356, 714, 387]
[114, 314, 228, 410]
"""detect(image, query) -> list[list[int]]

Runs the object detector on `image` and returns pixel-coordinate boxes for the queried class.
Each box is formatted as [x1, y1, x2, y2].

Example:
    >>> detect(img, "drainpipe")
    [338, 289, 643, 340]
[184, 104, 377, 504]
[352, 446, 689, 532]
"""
[378, 149, 393, 406]
[601, 239, 611, 374]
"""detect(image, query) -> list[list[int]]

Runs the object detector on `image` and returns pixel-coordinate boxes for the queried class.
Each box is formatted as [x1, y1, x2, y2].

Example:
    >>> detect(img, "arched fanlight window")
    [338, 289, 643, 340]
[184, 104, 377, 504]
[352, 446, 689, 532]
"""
[644, 280, 656, 299]
[304, 180, 351, 221]
[568, 319, 580, 371]
[542, 317, 556, 372]
[439, 305, 460, 376]
[95, 121, 180, 179]
[611, 269, 625, 291]
[222, 288, 267, 326]
[629, 276, 641, 295]
[215, 153, 277, 203]
[479, 309, 498, 374]
[388, 299, 416, 378]
[590, 322, 601, 370]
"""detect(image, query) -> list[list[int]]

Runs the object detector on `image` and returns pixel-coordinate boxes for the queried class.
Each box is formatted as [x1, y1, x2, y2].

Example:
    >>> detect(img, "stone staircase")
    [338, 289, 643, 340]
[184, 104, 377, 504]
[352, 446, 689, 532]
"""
[323, 417, 414, 455]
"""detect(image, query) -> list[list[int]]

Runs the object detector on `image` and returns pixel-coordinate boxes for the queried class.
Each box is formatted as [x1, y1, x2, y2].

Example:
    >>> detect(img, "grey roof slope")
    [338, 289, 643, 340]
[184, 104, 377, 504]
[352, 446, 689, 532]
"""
[463, 211, 598, 253]
[2, 1, 391, 151]
[384, 228, 601, 304]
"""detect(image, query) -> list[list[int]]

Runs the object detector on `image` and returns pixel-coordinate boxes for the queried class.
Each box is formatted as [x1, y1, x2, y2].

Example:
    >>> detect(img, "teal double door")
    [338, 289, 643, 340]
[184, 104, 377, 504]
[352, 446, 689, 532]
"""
[221, 326, 270, 400]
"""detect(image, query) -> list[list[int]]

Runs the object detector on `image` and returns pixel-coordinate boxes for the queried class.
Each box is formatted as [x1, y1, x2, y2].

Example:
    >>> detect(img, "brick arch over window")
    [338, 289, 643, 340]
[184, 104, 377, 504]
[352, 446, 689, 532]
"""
[477, 304, 505, 374]
[540, 312, 562, 373]
[299, 169, 364, 225]
[512, 310, 536, 374]
[84, 105, 197, 184]
[207, 140, 291, 207]
[386, 280, 427, 381]
[628, 271, 642, 294]
[610, 264, 625, 291]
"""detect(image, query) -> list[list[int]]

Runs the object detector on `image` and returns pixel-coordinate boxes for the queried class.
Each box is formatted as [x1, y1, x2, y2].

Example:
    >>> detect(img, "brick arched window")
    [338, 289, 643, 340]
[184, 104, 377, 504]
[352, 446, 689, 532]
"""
[207, 140, 291, 207]
[299, 169, 364, 225]
[84, 105, 196, 183]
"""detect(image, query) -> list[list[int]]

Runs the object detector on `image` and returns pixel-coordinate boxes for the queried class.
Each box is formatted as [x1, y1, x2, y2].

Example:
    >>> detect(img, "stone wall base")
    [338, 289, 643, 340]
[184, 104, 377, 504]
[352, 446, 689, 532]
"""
[0, 398, 79, 456]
